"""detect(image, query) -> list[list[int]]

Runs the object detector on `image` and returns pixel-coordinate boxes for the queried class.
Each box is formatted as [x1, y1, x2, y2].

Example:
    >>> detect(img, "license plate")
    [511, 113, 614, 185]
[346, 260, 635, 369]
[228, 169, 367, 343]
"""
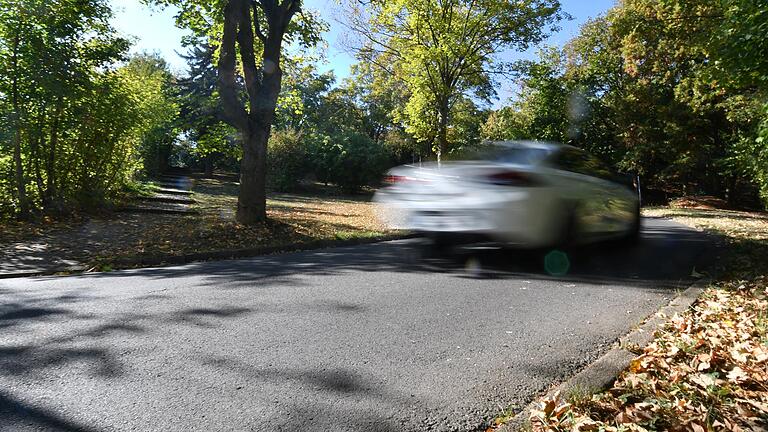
[411, 212, 459, 230]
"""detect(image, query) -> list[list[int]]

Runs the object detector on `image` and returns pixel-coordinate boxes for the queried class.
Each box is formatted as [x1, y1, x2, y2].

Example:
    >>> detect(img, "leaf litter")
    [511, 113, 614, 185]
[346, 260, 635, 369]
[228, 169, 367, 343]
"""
[526, 207, 768, 432]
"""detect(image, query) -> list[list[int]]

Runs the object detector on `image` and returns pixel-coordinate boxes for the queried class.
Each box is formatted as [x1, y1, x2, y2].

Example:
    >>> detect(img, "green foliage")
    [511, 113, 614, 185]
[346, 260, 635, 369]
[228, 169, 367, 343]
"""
[276, 59, 336, 131]
[269, 60, 408, 191]
[120, 53, 179, 176]
[480, 107, 529, 141]
[0, 1, 192, 217]
[513, 49, 570, 143]
[350, 0, 566, 158]
[446, 98, 488, 153]
[736, 104, 768, 204]
[267, 128, 308, 191]
[309, 132, 388, 193]
[0, 153, 13, 218]
[0, 0, 146, 215]
[176, 41, 239, 173]
[484, 0, 768, 208]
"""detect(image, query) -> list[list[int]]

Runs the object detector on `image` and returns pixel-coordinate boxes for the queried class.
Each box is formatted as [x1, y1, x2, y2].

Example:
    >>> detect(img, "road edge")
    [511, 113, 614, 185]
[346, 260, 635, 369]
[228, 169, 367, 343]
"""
[0, 234, 415, 280]
[494, 277, 711, 432]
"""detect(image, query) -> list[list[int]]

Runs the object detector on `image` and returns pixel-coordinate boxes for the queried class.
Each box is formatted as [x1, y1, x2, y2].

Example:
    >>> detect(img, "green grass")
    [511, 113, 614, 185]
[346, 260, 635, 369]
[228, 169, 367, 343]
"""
[122, 180, 159, 198]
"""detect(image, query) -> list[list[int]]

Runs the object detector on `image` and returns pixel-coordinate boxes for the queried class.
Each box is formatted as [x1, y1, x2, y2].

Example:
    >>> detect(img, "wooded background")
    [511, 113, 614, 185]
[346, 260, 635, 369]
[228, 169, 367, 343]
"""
[1, 0, 766, 221]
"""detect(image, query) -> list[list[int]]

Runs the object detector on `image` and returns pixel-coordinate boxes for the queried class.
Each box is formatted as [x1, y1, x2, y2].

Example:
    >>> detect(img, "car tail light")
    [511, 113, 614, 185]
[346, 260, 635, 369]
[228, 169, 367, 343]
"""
[486, 171, 536, 186]
[383, 175, 407, 185]
[383, 175, 431, 185]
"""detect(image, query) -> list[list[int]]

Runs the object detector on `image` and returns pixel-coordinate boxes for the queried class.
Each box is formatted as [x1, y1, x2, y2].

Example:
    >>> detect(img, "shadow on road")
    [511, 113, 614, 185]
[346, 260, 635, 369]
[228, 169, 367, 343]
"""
[0, 217, 719, 431]
[0, 295, 408, 430]
[69, 216, 720, 292]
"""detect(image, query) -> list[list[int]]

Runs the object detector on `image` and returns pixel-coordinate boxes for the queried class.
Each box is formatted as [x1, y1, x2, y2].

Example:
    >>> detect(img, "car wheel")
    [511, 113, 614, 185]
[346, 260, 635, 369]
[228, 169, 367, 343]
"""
[619, 204, 641, 245]
[554, 207, 577, 249]
[421, 234, 453, 258]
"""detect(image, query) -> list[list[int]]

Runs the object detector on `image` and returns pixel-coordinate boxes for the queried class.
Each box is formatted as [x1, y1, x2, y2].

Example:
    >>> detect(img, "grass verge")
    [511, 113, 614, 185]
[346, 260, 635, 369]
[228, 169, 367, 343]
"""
[141, 177, 395, 255]
[0, 176, 398, 271]
[527, 207, 768, 432]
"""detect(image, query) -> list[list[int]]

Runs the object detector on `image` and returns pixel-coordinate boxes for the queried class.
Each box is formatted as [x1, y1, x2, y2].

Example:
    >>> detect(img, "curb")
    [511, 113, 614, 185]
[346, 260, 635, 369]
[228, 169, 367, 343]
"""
[0, 265, 88, 280]
[495, 277, 711, 431]
[0, 234, 415, 280]
[109, 234, 415, 268]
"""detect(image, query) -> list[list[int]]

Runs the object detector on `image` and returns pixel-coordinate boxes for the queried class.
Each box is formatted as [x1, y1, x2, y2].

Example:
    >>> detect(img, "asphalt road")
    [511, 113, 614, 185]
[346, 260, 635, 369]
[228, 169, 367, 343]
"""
[0, 217, 717, 432]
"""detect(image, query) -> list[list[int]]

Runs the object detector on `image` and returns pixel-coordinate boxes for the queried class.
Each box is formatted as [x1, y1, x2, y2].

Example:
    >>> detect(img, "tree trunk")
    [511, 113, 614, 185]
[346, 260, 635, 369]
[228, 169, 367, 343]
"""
[237, 126, 269, 224]
[217, 0, 298, 224]
[436, 99, 449, 165]
[12, 115, 28, 219]
[45, 96, 62, 206]
[31, 122, 45, 200]
[11, 31, 29, 219]
[236, 70, 282, 223]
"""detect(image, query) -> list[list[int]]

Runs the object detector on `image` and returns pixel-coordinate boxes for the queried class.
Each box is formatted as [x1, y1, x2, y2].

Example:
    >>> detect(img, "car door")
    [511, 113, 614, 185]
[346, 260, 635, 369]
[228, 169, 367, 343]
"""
[548, 147, 613, 240]
[579, 154, 636, 235]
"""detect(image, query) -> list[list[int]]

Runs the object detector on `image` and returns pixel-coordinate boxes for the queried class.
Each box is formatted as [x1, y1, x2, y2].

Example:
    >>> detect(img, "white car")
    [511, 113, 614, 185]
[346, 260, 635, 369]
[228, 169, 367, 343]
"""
[374, 141, 640, 250]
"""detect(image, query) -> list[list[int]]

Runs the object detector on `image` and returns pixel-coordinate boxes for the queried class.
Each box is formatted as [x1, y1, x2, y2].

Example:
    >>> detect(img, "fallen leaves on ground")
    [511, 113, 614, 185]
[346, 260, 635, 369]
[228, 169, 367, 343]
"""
[529, 206, 768, 432]
[531, 280, 768, 431]
[0, 177, 397, 269]
[668, 196, 731, 210]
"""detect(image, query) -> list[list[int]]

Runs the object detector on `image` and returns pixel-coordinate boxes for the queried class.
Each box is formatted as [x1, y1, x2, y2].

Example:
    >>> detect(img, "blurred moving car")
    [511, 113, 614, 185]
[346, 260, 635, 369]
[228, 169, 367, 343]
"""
[374, 141, 640, 250]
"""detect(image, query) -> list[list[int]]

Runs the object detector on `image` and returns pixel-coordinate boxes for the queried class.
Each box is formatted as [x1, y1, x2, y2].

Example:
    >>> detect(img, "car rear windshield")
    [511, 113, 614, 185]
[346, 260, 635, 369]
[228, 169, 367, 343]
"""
[494, 146, 551, 165]
[444, 143, 552, 165]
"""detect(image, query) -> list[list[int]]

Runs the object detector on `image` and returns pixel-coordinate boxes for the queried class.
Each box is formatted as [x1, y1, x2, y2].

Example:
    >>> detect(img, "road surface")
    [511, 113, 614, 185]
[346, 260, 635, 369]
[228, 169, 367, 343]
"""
[0, 217, 717, 432]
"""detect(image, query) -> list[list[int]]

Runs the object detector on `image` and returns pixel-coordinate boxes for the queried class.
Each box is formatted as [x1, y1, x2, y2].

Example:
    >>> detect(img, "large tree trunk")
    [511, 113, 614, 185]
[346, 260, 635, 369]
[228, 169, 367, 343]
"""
[218, 0, 297, 225]
[236, 35, 283, 223]
[237, 127, 268, 223]
[11, 31, 29, 219]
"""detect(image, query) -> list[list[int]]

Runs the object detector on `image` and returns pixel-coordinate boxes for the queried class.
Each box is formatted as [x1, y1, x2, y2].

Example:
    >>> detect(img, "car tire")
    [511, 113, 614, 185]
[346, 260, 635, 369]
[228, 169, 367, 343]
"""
[420, 234, 453, 258]
[619, 204, 641, 245]
[554, 206, 577, 249]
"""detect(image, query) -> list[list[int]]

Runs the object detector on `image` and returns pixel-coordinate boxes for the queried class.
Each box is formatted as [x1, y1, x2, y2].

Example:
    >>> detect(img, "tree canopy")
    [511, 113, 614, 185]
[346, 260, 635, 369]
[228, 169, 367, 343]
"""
[346, 0, 567, 160]
[1, 0, 767, 221]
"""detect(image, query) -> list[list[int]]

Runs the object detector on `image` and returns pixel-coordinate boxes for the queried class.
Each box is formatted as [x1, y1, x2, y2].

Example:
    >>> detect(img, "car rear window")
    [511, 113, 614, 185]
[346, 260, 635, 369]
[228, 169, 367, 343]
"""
[449, 144, 551, 165]
[495, 147, 551, 165]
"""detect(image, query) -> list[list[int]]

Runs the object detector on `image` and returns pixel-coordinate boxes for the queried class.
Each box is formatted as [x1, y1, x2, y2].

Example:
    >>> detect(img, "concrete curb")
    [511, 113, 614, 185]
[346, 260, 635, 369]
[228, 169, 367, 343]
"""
[0, 265, 88, 280]
[495, 277, 711, 431]
[0, 234, 415, 280]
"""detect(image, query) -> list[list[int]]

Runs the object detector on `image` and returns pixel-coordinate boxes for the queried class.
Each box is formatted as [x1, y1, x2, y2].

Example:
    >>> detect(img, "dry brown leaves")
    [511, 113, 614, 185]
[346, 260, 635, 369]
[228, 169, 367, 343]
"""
[669, 196, 731, 210]
[531, 284, 768, 430]
[0, 179, 395, 268]
[105, 180, 395, 262]
[530, 207, 768, 432]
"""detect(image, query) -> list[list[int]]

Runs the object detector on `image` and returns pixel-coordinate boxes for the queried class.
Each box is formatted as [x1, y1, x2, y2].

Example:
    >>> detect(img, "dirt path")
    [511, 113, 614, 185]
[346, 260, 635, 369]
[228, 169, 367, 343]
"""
[0, 176, 196, 276]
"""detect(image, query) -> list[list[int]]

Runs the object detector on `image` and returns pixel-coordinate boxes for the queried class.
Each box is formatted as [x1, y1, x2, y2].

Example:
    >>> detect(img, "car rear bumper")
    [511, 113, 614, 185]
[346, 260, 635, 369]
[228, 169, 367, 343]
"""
[374, 188, 562, 247]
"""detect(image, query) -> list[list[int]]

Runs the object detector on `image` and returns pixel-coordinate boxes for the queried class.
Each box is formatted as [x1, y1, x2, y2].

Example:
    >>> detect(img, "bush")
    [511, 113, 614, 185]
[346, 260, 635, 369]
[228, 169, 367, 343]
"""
[267, 128, 309, 191]
[309, 131, 388, 193]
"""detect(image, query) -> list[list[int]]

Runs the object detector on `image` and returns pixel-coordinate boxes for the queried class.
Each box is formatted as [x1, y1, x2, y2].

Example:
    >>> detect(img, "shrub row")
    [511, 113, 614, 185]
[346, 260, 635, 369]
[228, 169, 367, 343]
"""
[267, 129, 389, 193]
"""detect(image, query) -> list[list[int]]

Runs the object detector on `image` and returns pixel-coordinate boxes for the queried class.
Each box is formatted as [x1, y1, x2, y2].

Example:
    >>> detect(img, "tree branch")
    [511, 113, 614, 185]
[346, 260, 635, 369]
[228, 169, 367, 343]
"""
[218, 0, 250, 132]
[235, 0, 262, 116]
[251, 1, 267, 42]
